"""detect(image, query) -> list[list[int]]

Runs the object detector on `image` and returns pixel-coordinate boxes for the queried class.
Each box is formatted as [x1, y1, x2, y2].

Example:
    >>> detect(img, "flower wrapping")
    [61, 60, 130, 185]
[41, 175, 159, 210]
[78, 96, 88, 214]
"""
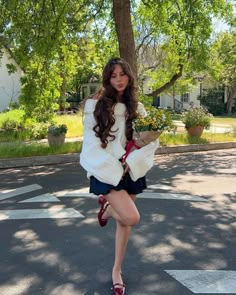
[122, 106, 174, 162]
[133, 130, 161, 148]
[132, 106, 173, 148]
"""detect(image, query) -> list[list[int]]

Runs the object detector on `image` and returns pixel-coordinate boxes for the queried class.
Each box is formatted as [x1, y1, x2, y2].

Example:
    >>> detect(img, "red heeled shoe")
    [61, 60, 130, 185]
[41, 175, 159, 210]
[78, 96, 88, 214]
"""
[112, 283, 126, 295]
[97, 195, 110, 227]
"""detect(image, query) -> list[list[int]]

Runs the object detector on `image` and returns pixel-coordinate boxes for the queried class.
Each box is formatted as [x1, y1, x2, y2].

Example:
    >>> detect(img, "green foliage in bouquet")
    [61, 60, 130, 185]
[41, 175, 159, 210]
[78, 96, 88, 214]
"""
[133, 107, 174, 132]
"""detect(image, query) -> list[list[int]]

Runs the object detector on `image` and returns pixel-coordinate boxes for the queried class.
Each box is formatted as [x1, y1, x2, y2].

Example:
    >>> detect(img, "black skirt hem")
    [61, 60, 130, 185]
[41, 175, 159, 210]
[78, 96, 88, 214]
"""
[90, 174, 146, 196]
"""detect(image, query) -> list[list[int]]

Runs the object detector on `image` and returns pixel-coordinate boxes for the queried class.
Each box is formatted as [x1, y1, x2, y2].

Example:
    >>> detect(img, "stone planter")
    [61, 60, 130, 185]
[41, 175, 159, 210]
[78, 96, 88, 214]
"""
[187, 125, 204, 137]
[47, 133, 66, 146]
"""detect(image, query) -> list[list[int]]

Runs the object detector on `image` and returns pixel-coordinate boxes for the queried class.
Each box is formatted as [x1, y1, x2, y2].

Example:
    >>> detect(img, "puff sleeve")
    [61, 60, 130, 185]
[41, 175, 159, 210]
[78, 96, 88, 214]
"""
[80, 100, 124, 186]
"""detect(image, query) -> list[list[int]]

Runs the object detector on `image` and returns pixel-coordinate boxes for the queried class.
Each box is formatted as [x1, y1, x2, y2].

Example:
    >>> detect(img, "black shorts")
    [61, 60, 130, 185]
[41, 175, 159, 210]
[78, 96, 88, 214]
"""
[90, 173, 146, 196]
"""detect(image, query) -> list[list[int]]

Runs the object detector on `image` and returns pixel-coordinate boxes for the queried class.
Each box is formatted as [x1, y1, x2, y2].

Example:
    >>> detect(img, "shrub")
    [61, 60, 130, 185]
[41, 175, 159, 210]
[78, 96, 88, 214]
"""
[28, 123, 48, 139]
[48, 124, 67, 136]
[182, 107, 212, 129]
[1, 118, 23, 131]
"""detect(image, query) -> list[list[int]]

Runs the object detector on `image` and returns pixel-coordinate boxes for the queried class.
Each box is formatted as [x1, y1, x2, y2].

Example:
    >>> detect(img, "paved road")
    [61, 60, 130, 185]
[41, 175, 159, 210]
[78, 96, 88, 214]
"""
[0, 149, 236, 295]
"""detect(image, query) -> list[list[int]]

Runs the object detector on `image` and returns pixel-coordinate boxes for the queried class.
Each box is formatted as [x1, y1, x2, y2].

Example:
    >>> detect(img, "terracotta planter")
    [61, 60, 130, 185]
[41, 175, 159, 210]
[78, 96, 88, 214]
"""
[187, 125, 204, 137]
[47, 133, 65, 146]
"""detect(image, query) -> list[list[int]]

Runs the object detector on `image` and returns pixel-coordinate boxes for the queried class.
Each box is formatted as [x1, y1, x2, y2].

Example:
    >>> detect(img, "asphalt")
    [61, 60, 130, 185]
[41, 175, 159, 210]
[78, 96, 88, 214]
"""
[0, 149, 235, 295]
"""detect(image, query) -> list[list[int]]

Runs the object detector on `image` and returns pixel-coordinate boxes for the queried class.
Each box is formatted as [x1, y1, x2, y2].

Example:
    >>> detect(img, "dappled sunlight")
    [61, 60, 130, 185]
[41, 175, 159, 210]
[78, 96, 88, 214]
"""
[216, 222, 236, 231]
[32, 169, 61, 176]
[139, 274, 166, 293]
[47, 283, 83, 295]
[12, 229, 48, 252]
[132, 232, 152, 248]
[80, 235, 102, 246]
[0, 274, 41, 295]
[165, 235, 194, 250]
[207, 242, 225, 249]
[81, 216, 97, 225]
[196, 257, 228, 269]
[0, 149, 235, 293]
[173, 175, 236, 196]
[151, 213, 166, 222]
[136, 234, 195, 264]
[0, 211, 9, 220]
[53, 218, 79, 227]
[11, 228, 87, 286]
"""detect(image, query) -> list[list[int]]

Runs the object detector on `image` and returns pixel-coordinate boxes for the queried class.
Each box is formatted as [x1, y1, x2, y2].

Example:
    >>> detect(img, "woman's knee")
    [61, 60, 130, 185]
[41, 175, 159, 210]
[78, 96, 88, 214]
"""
[125, 211, 140, 226]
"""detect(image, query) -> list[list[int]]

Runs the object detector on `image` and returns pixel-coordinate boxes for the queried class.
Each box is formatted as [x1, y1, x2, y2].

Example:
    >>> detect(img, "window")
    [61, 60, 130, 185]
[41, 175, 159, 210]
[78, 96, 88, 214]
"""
[152, 96, 160, 107]
[181, 93, 190, 103]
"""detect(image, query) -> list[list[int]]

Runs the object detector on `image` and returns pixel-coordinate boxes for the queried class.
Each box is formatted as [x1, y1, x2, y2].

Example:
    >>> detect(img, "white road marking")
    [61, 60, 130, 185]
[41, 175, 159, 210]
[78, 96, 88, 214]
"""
[19, 193, 60, 203]
[139, 192, 207, 202]
[0, 184, 42, 201]
[147, 184, 173, 190]
[58, 192, 96, 198]
[58, 191, 207, 202]
[54, 188, 90, 197]
[165, 270, 236, 293]
[0, 208, 84, 220]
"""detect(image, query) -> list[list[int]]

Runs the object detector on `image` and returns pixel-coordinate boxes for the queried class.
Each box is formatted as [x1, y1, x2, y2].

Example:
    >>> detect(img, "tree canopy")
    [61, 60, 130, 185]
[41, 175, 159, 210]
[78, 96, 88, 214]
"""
[0, 0, 235, 120]
[208, 30, 236, 113]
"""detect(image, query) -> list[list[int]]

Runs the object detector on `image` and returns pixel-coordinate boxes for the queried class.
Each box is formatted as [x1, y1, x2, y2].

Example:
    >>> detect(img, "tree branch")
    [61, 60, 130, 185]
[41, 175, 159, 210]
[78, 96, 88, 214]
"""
[146, 64, 184, 97]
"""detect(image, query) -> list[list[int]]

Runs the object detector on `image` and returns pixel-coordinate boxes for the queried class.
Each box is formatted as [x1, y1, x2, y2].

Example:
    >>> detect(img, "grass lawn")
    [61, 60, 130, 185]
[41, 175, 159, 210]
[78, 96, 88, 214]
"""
[0, 141, 82, 159]
[54, 113, 83, 137]
[171, 113, 236, 126]
[211, 115, 236, 125]
[0, 111, 236, 159]
[0, 131, 235, 159]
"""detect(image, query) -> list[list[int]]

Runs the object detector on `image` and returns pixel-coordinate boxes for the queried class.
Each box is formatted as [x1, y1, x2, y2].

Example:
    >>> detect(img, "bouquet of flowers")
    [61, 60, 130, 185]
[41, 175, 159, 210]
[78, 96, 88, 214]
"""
[133, 107, 174, 147]
[123, 107, 174, 162]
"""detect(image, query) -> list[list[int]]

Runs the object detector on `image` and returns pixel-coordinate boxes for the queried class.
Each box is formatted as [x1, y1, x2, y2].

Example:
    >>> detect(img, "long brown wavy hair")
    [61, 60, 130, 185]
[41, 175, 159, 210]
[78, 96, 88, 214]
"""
[93, 58, 138, 148]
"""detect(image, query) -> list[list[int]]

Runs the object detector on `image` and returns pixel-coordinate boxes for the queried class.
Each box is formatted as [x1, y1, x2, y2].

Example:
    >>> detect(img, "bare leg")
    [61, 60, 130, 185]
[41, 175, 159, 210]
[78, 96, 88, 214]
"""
[103, 190, 139, 287]
[103, 190, 139, 226]
[112, 221, 131, 285]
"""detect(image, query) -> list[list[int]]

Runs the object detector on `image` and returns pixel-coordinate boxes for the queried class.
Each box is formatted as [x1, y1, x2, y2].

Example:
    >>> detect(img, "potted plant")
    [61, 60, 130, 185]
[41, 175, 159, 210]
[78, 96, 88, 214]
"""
[47, 124, 67, 146]
[182, 107, 212, 137]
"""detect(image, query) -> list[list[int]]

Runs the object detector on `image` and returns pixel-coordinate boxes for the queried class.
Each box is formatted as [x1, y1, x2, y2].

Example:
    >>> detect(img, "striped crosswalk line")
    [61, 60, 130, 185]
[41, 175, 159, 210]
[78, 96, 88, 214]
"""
[165, 270, 236, 293]
[0, 207, 84, 220]
[0, 184, 83, 220]
[19, 193, 60, 203]
[0, 184, 42, 201]
[58, 191, 207, 202]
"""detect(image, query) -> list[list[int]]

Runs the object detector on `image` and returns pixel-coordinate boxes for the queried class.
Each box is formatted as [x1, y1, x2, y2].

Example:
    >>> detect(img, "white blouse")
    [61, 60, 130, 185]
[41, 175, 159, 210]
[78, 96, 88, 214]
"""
[80, 99, 159, 186]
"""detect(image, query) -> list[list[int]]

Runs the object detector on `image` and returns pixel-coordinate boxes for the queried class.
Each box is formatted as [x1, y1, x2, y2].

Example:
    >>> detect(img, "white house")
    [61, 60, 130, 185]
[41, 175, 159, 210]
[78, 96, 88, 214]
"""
[155, 85, 202, 111]
[0, 48, 22, 111]
[81, 78, 203, 111]
[80, 81, 101, 100]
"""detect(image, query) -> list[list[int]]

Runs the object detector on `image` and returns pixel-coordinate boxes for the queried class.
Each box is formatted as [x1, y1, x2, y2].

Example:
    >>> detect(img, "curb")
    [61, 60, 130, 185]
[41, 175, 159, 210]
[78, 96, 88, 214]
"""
[0, 153, 80, 169]
[0, 141, 236, 169]
[156, 141, 236, 154]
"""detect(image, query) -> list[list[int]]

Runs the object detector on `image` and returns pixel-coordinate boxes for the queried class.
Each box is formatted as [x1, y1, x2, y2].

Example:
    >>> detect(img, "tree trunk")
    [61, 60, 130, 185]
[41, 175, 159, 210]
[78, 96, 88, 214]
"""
[226, 84, 236, 114]
[112, 2, 184, 97]
[112, 0, 137, 78]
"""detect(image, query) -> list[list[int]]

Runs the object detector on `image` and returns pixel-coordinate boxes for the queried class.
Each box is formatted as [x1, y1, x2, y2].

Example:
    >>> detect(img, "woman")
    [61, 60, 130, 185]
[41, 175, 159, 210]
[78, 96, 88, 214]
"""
[80, 57, 158, 295]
